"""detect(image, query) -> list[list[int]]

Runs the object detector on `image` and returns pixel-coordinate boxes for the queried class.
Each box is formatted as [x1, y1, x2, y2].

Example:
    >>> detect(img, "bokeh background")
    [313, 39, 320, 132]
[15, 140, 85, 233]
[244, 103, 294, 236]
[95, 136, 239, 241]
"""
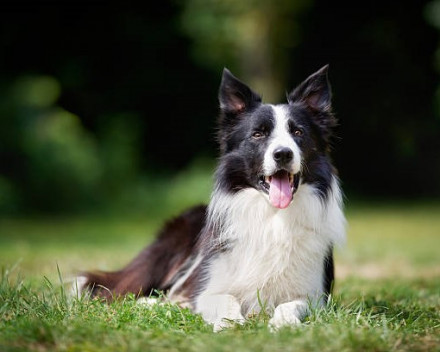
[0, 0, 440, 281]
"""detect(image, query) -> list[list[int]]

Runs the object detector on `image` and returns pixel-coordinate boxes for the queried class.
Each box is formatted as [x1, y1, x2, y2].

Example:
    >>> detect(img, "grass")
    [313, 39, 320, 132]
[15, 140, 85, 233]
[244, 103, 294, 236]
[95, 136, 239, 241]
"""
[1, 273, 439, 351]
[1, 197, 440, 351]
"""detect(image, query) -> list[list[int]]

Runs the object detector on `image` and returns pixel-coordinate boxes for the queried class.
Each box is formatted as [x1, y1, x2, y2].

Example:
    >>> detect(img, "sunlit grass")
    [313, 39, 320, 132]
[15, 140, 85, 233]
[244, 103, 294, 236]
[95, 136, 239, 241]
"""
[0, 270, 438, 352]
[338, 201, 440, 280]
[0, 215, 158, 281]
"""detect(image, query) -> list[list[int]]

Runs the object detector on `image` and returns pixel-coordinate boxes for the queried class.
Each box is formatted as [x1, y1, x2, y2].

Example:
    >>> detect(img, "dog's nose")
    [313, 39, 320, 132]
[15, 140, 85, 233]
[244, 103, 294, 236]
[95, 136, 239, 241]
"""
[273, 147, 293, 164]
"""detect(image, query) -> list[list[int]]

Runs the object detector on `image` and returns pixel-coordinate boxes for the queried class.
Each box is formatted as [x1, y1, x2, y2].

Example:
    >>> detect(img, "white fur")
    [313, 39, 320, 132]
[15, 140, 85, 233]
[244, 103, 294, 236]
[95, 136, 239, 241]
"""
[195, 177, 345, 328]
[169, 254, 203, 299]
[263, 105, 302, 176]
[269, 299, 308, 330]
[137, 296, 163, 307]
[69, 275, 88, 299]
[197, 294, 245, 332]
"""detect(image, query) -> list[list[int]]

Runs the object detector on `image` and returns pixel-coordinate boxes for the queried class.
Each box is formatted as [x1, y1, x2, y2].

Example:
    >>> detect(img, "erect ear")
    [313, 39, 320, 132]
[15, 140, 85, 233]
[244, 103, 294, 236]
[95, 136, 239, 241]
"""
[288, 65, 332, 112]
[219, 68, 262, 115]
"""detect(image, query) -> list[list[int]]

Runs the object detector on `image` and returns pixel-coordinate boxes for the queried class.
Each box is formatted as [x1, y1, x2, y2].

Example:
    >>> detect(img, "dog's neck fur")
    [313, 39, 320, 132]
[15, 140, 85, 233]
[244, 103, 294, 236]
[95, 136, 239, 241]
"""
[207, 177, 345, 247]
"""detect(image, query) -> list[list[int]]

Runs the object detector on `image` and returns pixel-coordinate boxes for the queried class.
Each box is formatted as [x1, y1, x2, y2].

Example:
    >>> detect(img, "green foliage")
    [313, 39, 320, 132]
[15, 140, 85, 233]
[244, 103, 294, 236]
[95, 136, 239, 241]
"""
[180, 0, 311, 101]
[0, 176, 21, 213]
[11, 76, 60, 108]
[1, 0, 440, 213]
[23, 107, 102, 210]
[0, 76, 101, 212]
[0, 75, 210, 215]
[0, 77, 144, 213]
[425, 0, 440, 30]
[98, 113, 142, 191]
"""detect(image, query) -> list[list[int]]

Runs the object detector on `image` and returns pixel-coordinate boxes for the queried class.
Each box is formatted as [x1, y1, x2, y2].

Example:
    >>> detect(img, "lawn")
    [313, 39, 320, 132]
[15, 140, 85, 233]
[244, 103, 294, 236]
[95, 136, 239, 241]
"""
[1, 199, 439, 351]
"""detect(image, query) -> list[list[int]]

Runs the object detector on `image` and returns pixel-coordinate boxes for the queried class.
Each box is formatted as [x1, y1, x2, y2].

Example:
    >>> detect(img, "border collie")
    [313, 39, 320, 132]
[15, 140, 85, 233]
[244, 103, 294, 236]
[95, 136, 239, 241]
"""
[80, 66, 346, 331]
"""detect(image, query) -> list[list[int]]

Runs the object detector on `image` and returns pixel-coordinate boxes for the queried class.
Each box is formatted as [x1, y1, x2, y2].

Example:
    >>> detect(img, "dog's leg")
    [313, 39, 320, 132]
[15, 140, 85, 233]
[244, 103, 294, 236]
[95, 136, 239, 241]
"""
[196, 294, 245, 332]
[268, 299, 309, 330]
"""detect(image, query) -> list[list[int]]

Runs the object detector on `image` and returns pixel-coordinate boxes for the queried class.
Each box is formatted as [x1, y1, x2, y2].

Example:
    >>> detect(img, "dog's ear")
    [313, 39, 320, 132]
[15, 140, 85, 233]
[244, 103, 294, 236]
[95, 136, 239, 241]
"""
[288, 65, 332, 112]
[219, 68, 261, 116]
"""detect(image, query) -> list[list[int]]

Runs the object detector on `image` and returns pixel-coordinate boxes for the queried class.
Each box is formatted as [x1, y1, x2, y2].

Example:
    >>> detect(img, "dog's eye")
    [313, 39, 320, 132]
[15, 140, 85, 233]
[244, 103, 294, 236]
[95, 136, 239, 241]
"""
[252, 131, 265, 139]
[293, 129, 303, 137]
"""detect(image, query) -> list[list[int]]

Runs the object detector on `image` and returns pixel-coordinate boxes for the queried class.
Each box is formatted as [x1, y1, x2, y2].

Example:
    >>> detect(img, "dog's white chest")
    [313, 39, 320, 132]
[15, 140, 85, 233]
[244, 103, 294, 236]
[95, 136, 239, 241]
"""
[211, 225, 325, 314]
[200, 183, 344, 315]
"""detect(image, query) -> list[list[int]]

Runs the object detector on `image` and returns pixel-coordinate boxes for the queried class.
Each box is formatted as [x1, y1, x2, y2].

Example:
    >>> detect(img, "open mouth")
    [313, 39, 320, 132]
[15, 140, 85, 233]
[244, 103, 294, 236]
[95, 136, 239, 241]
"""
[259, 170, 300, 209]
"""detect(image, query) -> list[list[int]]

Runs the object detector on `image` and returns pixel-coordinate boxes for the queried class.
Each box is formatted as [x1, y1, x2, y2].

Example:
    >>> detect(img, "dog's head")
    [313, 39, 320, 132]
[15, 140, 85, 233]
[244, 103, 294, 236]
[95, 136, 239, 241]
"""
[216, 66, 337, 209]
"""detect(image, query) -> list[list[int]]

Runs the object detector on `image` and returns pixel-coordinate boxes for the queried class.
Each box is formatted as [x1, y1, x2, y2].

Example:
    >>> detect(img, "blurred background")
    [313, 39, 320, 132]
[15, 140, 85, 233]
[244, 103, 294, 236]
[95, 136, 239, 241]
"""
[1, 0, 439, 215]
[0, 1, 439, 280]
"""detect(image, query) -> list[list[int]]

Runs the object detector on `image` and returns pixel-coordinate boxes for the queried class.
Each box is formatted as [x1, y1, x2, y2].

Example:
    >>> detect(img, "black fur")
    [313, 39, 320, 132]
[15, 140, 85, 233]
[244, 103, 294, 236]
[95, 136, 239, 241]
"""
[323, 248, 335, 299]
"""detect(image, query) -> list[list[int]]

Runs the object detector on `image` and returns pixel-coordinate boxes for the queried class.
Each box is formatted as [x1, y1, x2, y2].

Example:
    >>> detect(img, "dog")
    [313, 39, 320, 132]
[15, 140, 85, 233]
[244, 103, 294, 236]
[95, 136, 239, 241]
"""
[79, 66, 346, 331]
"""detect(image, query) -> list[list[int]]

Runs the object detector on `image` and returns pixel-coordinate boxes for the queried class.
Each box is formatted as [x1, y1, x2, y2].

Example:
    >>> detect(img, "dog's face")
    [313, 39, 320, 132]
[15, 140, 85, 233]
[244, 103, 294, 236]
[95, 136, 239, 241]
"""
[216, 66, 336, 209]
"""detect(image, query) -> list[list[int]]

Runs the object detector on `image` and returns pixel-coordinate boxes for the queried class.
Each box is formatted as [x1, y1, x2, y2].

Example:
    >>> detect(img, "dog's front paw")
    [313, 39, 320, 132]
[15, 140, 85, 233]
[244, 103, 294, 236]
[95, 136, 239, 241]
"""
[269, 306, 301, 330]
[269, 300, 308, 331]
[213, 316, 245, 332]
[197, 294, 245, 332]
[137, 297, 163, 307]
[211, 296, 245, 332]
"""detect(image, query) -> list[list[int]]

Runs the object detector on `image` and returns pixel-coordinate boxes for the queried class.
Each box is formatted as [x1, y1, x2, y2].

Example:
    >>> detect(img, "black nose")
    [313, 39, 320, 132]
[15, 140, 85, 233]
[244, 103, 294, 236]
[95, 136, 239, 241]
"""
[273, 147, 293, 164]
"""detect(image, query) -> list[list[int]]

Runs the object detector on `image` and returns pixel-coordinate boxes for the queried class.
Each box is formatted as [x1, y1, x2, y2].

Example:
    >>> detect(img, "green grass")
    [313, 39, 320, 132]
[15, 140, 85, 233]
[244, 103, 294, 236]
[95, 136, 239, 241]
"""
[1, 200, 440, 351]
[1, 273, 439, 352]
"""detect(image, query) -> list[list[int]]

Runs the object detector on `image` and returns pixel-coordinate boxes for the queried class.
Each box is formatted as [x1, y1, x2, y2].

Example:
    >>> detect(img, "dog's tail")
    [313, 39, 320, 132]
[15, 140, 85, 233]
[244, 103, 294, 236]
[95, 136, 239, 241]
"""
[79, 205, 207, 301]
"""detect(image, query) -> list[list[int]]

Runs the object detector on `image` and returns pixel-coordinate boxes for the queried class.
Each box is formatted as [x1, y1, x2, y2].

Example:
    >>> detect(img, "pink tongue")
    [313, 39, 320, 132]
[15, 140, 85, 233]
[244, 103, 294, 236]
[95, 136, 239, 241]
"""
[269, 171, 292, 209]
